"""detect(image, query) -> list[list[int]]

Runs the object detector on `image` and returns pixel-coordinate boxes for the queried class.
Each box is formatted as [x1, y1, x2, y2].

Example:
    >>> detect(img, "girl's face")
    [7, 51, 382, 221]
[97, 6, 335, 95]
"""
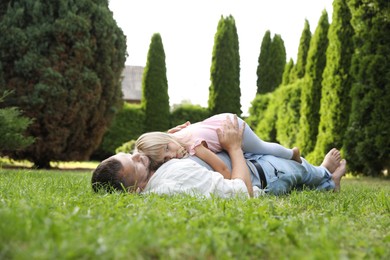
[162, 142, 188, 162]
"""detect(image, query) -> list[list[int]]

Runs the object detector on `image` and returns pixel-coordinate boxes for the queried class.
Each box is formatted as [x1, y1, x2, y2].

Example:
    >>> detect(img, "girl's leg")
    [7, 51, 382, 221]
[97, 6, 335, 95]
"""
[239, 119, 293, 159]
[224, 114, 300, 162]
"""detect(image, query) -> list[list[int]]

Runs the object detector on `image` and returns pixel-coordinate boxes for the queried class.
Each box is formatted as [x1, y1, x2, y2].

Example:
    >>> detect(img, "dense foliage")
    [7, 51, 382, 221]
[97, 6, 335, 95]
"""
[275, 81, 303, 149]
[141, 33, 170, 132]
[343, 0, 390, 176]
[208, 15, 241, 115]
[0, 0, 126, 168]
[92, 103, 145, 160]
[254, 92, 279, 144]
[249, 0, 388, 176]
[297, 10, 330, 156]
[310, 0, 355, 164]
[246, 94, 271, 130]
[170, 104, 210, 128]
[256, 32, 286, 94]
[0, 91, 34, 151]
[281, 58, 294, 85]
[256, 31, 272, 94]
[290, 19, 312, 81]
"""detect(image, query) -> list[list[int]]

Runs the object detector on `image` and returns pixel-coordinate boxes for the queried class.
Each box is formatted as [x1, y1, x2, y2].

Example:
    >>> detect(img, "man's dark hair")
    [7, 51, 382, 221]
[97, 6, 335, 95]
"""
[91, 158, 125, 193]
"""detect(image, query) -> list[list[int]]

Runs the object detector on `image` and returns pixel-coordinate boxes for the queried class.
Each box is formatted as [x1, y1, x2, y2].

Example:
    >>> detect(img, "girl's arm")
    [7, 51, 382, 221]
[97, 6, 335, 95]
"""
[194, 143, 231, 179]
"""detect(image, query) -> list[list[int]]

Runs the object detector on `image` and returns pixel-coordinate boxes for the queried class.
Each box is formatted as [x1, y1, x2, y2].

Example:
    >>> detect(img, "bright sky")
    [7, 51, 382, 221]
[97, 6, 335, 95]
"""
[108, 0, 333, 115]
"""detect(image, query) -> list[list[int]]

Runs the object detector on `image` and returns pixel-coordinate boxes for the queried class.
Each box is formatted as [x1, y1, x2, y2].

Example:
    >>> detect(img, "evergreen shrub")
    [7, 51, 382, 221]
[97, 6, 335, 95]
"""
[92, 103, 145, 160]
[170, 104, 210, 129]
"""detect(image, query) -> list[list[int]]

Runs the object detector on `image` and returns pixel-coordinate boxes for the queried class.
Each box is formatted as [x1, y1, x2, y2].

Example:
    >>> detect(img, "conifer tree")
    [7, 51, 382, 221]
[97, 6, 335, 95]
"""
[269, 34, 286, 89]
[297, 10, 330, 155]
[291, 19, 312, 80]
[208, 15, 241, 115]
[344, 0, 390, 176]
[0, 0, 126, 168]
[256, 33, 286, 94]
[310, 0, 355, 164]
[256, 31, 272, 93]
[141, 33, 170, 131]
[282, 58, 294, 85]
[257, 31, 286, 94]
[0, 91, 34, 151]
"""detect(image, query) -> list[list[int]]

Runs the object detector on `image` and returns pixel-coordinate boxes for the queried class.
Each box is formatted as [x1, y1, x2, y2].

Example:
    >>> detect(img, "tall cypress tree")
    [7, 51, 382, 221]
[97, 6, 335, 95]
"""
[208, 15, 241, 115]
[291, 19, 312, 81]
[269, 34, 286, 90]
[310, 0, 355, 163]
[0, 0, 126, 168]
[256, 31, 272, 94]
[141, 33, 170, 132]
[297, 10, 330, 155]
[282, 58, 294, 85]
[256, 32, 286, 94]
[344, 0, 390, 176]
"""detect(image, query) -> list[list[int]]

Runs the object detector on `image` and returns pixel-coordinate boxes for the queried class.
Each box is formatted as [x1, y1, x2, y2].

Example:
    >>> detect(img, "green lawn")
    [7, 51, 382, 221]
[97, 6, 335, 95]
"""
[0, 168, 389, 259]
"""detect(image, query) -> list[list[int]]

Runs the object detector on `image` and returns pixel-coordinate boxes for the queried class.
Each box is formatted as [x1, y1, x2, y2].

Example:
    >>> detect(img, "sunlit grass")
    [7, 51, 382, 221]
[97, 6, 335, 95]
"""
[0, 157, 98, 170]
[0, 168, 389, 259]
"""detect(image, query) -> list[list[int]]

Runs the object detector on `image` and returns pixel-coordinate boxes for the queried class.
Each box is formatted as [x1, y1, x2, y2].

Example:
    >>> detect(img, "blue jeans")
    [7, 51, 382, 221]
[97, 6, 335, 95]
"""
[245, 154, 335, 195]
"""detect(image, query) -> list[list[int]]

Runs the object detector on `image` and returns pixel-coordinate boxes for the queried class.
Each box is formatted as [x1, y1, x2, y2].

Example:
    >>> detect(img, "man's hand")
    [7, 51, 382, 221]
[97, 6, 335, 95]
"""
[167, 121, 191, 134]
[216, 114, 253, 197]
[217, 114, 245, 152]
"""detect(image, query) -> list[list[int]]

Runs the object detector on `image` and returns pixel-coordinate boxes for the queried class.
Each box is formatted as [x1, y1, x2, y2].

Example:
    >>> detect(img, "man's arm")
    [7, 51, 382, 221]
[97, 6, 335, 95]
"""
[217, 115, 253, 197]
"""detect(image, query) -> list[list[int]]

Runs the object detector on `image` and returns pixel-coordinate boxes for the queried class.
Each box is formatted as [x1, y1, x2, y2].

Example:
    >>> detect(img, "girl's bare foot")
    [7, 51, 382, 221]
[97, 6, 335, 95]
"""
[291, 147, 302, 163]
[321, 148, 341, 173]
[332, 159, 347, 192]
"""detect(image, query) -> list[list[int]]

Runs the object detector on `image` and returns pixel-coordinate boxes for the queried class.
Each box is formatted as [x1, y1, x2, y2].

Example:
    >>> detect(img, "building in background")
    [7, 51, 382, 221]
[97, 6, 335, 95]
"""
[121, 65, 143, 103]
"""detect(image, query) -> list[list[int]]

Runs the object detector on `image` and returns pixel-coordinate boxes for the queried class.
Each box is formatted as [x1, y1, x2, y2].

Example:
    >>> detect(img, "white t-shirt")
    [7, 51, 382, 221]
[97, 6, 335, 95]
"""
[142, 159, 250, 198]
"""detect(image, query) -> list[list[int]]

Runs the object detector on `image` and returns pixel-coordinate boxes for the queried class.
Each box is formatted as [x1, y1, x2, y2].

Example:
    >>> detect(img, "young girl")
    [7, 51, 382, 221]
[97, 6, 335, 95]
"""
[135, 113, 301, 179]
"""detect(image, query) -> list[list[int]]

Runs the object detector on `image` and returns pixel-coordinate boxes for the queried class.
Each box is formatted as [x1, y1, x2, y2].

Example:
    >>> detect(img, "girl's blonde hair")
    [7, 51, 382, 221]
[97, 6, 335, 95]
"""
[135, 132, 186, 163]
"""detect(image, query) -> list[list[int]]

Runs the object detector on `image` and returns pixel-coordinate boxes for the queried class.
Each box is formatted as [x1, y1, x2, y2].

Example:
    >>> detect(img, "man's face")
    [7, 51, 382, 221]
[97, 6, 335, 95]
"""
[109, 152, 153, 191]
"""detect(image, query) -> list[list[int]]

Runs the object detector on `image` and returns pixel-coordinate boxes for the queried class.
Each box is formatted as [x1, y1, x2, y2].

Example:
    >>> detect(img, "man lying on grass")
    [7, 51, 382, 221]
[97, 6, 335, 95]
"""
[91, 115, 347, 198]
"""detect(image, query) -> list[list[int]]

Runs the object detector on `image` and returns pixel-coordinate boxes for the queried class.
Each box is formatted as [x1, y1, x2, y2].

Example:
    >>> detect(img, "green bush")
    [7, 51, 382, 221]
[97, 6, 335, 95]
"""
[246, 94, 271, 130]
[170, 104, 210, 128]
[0, 91, 34, 152]
[0, 0, 127, 168]
[276, 81, 302, 149]
[116, 140, 136, 154]
[343, 0, 390, 176]
[92, 103, 145, 160]
[254, 92, 280, 143]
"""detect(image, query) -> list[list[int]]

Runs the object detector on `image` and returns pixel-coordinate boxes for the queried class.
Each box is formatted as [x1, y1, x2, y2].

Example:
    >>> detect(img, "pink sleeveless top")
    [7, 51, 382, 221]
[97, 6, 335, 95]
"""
[171, 114, 228, 155]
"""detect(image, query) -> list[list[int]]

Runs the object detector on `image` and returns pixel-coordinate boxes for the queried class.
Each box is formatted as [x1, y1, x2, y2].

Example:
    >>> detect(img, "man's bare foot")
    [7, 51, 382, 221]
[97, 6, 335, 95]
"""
[291, 147, 302, 163]
[332, 159, 347, 192]
[321, 148, 341, 173]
